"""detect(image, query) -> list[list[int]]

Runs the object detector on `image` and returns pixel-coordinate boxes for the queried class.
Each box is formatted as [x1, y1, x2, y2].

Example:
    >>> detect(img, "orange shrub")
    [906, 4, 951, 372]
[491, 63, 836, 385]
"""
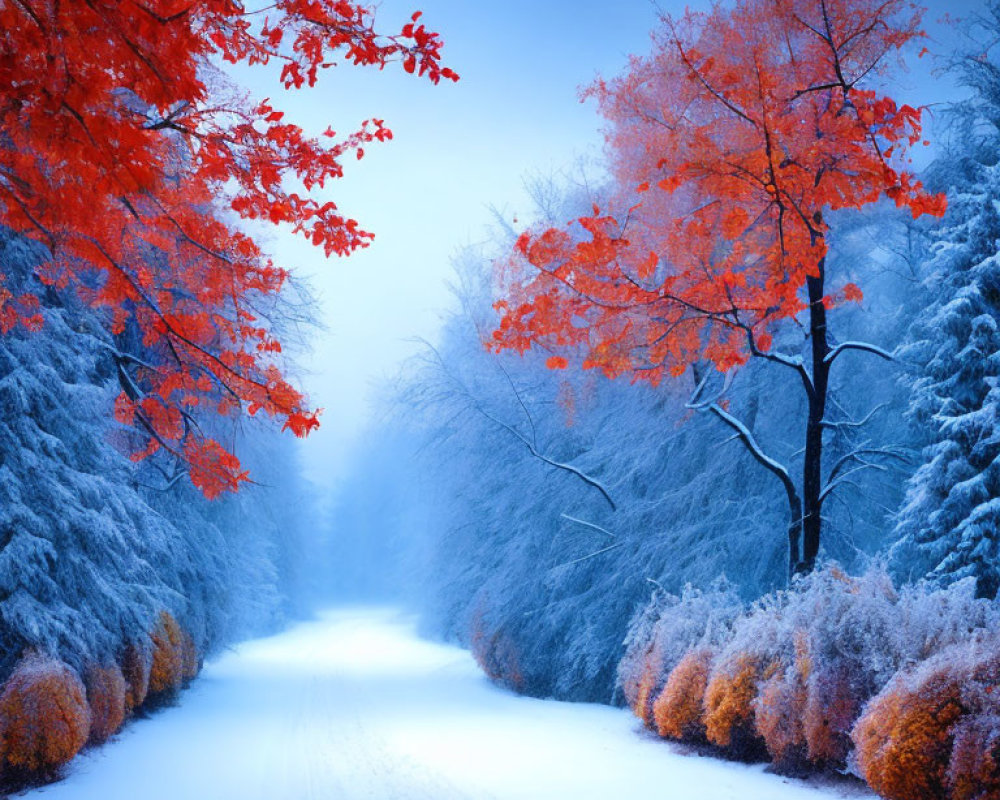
[653, 648, 712, 742]
[180, 628, 199, 683]
[948, 714, 1000, 800]
[121, 641, 151, 713]
[851, 638, 1000, 800]
[756, 670, 807, 768]
[633, 660, 660, 728]
[84, 664, 126, 743]
[148, 611, 184, 695]
[469, 612, 525, 694]
[803, 661, 863, 765]
[852, 666, 964, 800]
[704, 652, 772, 759]
[755, 631, 810, 769]
[0, 653, 91, 775]
[626, 633, 670, 728]
[945, 645, 1000, 800]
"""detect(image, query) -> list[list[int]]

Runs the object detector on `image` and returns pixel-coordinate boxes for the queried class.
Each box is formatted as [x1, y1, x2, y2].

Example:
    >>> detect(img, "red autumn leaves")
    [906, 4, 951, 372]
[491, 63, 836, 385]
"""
[0, 1, 455, 497]
[491, 0, 945, 383]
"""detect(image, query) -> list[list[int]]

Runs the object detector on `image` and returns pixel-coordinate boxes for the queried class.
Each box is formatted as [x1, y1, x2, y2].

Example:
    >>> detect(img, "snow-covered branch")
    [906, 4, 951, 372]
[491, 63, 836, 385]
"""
[471, 403, 618, 511]
[687, 369, 801, 515]
[820, 403, 888, 430]
[824, 341, 894, 365]
[558, 542, 625, 568]
[821, 445, 912, 505]
[560, 514, 617, 539]
[419, 339, 617, 511]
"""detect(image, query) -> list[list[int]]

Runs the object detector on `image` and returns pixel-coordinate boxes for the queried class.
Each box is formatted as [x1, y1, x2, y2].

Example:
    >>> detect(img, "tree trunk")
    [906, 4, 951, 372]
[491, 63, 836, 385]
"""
[799, 248, 830, 575]
[787, 496, 803, 577]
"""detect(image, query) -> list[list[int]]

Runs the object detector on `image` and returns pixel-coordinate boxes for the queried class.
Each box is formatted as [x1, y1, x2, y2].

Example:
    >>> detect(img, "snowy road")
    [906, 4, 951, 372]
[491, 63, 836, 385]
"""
[22, 608, 874, 800]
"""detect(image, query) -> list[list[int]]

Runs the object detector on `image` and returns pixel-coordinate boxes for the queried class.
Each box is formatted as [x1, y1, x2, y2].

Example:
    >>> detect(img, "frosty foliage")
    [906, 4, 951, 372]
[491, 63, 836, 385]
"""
[330, 172, 926, 702]
[620, 564, 999, 777]
[852, 631, 1000, 800]
[0, 652, 91, 774]
[617, 580, 742, 711]
[894, 2, 1000, 599]
[0, 226, 315, 680]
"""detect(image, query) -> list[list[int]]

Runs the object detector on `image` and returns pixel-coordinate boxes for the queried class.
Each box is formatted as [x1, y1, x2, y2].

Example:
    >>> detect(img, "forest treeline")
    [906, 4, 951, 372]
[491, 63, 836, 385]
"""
[0, 225, 316, 784]
[0, 0, 455, 787]
[332, 2, 1000, 798]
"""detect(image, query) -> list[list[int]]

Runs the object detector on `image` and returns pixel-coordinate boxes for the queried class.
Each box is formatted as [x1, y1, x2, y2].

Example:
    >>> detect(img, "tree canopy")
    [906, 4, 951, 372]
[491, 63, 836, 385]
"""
[0, 1, 456, 497]
[492, 0, 943, 380]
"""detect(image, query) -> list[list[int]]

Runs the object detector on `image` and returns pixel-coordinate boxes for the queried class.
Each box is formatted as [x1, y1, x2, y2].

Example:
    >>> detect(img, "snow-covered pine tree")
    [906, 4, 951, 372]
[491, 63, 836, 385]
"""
[895, 7, 1000, 597]
[0, 224, 314, 677]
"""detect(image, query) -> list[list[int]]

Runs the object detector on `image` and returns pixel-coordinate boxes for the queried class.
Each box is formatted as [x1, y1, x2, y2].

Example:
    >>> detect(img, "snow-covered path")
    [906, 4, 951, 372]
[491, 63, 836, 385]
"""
[22, 608, 874, 800]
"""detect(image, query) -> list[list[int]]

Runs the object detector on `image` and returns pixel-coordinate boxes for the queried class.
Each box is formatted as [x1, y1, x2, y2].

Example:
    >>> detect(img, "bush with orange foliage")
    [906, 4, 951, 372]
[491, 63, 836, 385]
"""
[698, 589, 790, 761]
[704, 652, 774, 759]
[0, 653, 91, 775]
[852, 638, 1000, 800]
[148, 611, 185, 696]
[618, 582, 742, 728]
[802, 661, 863, 765]
[619, 564, 1000, 787]
[632, 660, 661, 729]
[84, 664, 126, 743]
[653, 647, 713, 742]
[852, 659, 965, 800]
[469, 608, 525, 694]
[756, 673, 807, 769]
[948, 712, 1000, 800]
[943, 642, 999, 800]
[121, 641, 151, 713]
[180, 629, 200, 684]
[754, 630, 812, 770]
[756, 566, 995, 773]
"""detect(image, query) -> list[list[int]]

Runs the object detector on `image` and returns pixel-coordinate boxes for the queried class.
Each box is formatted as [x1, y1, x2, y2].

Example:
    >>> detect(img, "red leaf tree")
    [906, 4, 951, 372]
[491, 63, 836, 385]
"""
[491, 0, 944, 574]
[0, 1, 456, 497]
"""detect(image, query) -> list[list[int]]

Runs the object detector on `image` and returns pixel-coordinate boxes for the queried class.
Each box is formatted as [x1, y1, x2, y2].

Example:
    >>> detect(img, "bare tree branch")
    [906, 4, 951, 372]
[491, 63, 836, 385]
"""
[557, 542, 625, 568]
[824, 340, 894, 365]
[560, 513, 616, 540]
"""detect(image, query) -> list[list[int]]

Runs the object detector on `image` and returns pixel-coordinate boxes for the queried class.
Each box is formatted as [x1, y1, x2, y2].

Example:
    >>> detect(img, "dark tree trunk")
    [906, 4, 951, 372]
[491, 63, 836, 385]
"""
[798, 246, 830, 575]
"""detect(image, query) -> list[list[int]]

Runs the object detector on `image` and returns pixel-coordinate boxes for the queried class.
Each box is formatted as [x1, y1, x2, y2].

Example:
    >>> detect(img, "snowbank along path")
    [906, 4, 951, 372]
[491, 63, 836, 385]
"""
[21, 608, 874, 800]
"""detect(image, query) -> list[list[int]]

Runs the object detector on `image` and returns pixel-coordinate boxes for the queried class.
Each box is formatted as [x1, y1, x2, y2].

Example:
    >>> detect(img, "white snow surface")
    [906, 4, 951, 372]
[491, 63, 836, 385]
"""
[20, 608, 875, 800]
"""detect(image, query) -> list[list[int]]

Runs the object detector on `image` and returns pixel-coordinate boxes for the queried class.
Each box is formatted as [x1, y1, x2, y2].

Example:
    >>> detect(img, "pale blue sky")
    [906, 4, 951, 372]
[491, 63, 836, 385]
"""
[234, 0, 982, 493]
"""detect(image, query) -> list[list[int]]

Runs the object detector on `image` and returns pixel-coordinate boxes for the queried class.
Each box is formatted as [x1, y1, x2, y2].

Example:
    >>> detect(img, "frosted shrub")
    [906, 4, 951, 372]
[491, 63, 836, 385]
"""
[149, 612, 185, 696]
[852, 635, 1000, 800]
[180, 629, 200, 683]
[616, 562, 1000, 791]
[766, 566, 903, 769]
[802, 660, 861, 765]
[0, 653, 90, 775]
[755, 632, 810, 770]
[122, 641, 151, 713]
[704, 593, 786, 760]
[948, 711, 1000, 800]
[618, 591, 666, 722]
[618, 581, 741, 726]
[896, 578, 999, 662]
[752, 565, 996, 771]
[469, 607, 525, 693]
[853, 663, 961, 800]
[652, 647, 714, 742]
[705, 653, 775, 759]
[931, 639, 999, 800]
[85, 664, 126, 743]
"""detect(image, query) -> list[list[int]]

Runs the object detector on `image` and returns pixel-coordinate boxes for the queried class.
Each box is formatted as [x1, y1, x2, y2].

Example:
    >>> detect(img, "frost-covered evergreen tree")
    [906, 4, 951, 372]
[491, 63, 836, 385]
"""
[0, 226, 316, 678]
[895, 5, 1000, 598]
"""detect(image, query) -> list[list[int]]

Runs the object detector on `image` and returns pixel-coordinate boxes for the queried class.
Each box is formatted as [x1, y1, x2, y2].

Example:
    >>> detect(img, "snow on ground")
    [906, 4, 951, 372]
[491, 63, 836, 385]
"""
[20, 608, 875, 800]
